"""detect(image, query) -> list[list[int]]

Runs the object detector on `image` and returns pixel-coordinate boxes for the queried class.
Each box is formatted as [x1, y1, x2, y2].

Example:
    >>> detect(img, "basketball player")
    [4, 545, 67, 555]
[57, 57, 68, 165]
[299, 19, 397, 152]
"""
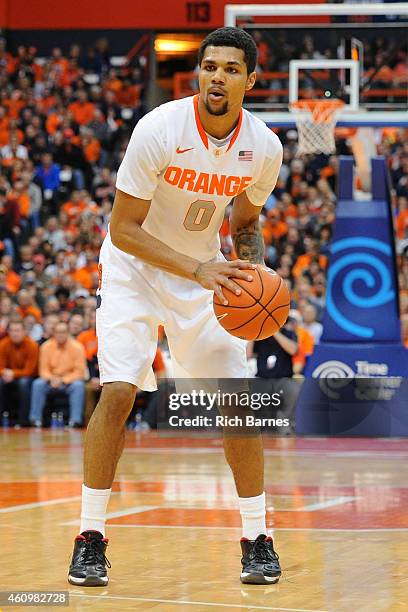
[68, 27, 283, 586]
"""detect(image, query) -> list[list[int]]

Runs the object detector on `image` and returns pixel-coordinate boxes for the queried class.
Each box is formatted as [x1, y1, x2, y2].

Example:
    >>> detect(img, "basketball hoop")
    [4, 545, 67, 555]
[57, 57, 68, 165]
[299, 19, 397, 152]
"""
[290, 99, 345, 155]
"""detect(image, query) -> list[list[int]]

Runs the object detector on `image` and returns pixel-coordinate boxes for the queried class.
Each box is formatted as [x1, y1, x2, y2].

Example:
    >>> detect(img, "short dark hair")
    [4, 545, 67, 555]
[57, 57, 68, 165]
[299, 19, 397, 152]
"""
[198, 27, 257, 74]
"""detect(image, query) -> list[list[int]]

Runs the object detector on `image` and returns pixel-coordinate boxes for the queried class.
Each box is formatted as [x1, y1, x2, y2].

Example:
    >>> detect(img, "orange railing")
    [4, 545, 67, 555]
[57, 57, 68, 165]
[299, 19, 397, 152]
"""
[173, 71, 408, 101]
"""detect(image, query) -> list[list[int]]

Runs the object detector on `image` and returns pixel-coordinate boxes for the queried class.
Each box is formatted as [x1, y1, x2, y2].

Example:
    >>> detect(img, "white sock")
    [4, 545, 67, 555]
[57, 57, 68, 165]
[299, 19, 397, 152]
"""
[80, 484, 111, 537]
[238, 492, 267, 540]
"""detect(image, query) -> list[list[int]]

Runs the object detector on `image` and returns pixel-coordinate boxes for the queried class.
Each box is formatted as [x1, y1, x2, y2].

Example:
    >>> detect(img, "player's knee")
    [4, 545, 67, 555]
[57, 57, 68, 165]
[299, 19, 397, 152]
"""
[99, 382, 136, 419]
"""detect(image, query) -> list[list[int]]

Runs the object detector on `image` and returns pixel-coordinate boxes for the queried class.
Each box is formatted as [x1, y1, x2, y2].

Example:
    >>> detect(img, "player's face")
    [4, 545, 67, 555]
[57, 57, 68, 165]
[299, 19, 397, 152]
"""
[199, 46, 256, 116]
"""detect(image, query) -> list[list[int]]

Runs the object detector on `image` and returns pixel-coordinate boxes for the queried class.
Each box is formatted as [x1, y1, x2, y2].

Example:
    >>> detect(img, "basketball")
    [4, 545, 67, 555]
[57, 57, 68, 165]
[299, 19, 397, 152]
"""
[213, 265, 290, 341]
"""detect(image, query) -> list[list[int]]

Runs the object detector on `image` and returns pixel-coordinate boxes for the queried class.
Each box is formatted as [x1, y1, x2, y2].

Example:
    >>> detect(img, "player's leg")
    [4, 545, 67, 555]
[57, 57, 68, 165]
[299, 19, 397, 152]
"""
[68, 237, 162, 587]
[166, 291, 280, 585]
[222, 430, 280, 584]
[68, 382, 136, 587]
[83, 382, 136, 489]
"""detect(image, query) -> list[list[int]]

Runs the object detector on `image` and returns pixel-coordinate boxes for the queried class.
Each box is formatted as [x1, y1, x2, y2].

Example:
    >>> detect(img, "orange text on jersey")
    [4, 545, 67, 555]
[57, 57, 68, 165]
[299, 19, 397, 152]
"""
[164, 166, 252, 197]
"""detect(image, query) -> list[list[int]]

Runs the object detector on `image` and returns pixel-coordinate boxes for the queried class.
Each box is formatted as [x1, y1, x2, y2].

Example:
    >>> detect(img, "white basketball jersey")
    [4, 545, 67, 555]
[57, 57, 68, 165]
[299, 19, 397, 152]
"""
[116, 95, 282, 262]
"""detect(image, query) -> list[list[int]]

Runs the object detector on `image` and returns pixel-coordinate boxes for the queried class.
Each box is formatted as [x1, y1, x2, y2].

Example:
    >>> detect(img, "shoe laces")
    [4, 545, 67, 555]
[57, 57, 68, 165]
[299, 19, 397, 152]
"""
[80, 538, 111, 568]
[253, 538, 279, 564]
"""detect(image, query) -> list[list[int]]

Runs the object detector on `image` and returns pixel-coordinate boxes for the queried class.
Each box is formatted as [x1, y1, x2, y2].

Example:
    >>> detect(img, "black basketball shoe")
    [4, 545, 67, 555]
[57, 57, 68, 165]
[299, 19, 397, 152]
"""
[240, 534, 281, 584]
[68, 530, 111, 586]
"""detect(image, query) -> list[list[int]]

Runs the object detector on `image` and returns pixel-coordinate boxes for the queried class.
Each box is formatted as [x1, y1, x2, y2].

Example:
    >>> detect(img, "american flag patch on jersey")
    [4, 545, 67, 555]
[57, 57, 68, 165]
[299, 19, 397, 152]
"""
[238, 150, 253, 161]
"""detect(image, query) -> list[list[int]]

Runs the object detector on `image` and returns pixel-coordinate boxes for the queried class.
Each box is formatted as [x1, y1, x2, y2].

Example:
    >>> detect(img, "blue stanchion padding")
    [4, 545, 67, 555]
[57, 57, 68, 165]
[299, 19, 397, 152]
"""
[297, 157, 408, 436]
[322, 159, 400, 343]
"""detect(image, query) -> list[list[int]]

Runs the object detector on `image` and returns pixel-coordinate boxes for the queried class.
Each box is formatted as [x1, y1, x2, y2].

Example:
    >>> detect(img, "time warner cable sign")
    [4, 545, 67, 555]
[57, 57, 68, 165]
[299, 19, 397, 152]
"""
[311, 359, 402, 402]
[297, 157, 408, 435]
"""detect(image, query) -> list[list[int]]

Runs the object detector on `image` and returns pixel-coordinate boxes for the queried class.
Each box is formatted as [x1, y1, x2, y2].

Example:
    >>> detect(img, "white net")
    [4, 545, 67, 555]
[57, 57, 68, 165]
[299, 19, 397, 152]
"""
[290, 100, 345, 155]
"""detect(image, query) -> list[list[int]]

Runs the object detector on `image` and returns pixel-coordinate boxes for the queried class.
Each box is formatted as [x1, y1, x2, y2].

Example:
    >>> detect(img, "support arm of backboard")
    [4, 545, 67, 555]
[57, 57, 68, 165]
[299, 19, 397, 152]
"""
[225, 3, 408, 26]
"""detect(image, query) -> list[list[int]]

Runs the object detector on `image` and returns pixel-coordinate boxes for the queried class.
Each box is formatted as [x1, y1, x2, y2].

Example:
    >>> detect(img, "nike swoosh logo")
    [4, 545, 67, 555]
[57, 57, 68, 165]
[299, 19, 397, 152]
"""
[176, 147, 194, 154]
[216, 313, 229, 321]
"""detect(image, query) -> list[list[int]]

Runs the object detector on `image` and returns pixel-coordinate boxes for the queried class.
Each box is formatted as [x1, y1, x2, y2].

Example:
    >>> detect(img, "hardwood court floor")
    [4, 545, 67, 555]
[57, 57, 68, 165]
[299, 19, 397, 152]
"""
[1, 430, 408, 611]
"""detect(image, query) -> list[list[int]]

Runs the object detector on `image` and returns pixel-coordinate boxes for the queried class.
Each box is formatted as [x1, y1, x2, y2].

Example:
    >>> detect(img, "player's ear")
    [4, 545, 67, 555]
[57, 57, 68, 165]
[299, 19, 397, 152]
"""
[245, 71, 256, 92]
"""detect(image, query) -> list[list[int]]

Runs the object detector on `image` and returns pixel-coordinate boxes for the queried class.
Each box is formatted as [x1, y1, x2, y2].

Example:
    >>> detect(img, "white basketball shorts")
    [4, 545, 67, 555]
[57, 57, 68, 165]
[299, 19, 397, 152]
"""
[96, 232, 248, 391]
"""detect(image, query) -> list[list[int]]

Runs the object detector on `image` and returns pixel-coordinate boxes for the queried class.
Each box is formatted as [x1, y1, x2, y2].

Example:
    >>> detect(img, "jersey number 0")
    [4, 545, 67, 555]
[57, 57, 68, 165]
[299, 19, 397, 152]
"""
[183, 199, 216, 231]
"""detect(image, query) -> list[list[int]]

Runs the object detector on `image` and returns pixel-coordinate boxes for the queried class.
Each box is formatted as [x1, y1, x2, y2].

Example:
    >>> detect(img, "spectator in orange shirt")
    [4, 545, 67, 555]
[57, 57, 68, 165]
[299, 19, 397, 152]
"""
[16, 289, 42, 322]
[4, 91, 25, 120]
[105, 69, 122, 95]
[292, 240, 327, 279]
[286, 159, 305, 199]
[0, 296, 15, 339]
[2, 255, 21, 294]
[263, 209, 288, 244]
[79, 249, 98, 273]
[280, 193, 299, 221]
[396, 197, 408, 240]
[280, 309, 314, 375]
[65, 253, 93, 292]
[50, 47, 69, 75]
[68, 91, 95, 126]
[35, 86, 57, 115]
[81, 130, 101, 164]
[253, 30, 270, 70]
[78, 310, 100, 423]
[366, 55, 394, 84]
[29, 320, 86, 427]
[0, 106, 10, 147]
[61, 191, 87, 223]
[402, 316, 408, 350]
[78, 310, 97, 362]
[45, 107, 64, 135]
[59, 58, 81, 87]
[293, 328, 315, 375]
[8, 178, 30, 220]
[0, 319, 39, 425]
[116, 79, 141, 108]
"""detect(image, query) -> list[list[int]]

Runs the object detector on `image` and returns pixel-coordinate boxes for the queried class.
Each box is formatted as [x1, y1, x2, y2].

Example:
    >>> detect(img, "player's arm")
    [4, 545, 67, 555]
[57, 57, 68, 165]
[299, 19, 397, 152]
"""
[230, 133, 283, 264]
[110, 190, 199, 279]
[110, 190, 255, 305]
[230, 191, 265, 264]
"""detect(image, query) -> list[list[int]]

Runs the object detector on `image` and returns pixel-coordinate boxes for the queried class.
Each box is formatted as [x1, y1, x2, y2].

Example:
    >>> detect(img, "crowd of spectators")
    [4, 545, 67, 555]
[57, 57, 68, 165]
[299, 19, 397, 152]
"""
[0, 35, 407, 428]
[183, 29, 407, 106]
[254, 28, 408, 88]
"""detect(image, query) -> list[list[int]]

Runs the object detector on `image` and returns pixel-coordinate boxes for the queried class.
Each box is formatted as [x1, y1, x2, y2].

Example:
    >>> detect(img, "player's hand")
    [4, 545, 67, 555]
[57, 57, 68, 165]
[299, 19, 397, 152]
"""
[194, 259, 257, 305]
